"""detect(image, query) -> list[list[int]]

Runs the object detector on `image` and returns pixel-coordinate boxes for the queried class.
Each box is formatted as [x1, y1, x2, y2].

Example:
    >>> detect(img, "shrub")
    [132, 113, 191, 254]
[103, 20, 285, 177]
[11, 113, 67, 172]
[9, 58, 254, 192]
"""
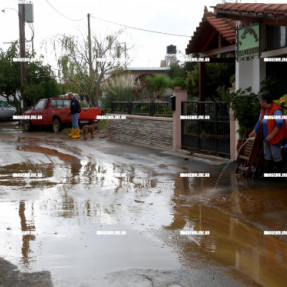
[218, 86, 260, 138]
[101, 75, 135, 108]
[145, 75, 171, 96]
[172, 77, 186, 89]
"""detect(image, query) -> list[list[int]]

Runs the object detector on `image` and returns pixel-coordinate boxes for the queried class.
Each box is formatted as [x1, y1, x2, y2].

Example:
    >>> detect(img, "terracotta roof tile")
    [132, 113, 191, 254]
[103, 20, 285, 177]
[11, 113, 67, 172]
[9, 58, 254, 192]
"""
[207, 17, 236, 43]
[186, 15, 236, 54]
[215, 3, 287, 18]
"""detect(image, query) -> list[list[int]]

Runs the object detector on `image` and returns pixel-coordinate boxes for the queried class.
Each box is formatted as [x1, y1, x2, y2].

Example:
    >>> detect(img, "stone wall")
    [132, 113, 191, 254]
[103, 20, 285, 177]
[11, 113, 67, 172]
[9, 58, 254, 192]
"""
[107, 115, 173, 149]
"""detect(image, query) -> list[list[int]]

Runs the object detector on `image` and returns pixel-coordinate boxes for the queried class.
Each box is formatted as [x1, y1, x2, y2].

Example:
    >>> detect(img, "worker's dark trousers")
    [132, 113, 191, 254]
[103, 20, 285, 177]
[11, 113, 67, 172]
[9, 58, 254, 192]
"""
[263, 141, 282, 162]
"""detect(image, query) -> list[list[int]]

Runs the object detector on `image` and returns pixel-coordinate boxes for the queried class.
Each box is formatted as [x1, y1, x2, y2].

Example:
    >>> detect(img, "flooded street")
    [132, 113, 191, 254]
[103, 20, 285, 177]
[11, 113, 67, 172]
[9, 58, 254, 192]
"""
[0, 121, 287, 287]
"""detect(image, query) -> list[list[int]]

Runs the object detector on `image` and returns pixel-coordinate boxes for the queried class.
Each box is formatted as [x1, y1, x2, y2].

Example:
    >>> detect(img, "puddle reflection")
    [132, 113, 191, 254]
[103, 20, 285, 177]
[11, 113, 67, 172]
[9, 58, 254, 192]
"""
[163, 172, 287, 287]
[170, 204, 287, 287]
[19, 201, 35, 266]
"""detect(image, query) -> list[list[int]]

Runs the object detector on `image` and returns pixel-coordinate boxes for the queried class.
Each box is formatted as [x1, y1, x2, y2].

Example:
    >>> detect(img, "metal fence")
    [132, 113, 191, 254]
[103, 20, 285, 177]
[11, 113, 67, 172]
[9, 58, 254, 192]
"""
[181, 101, 230, 155]
[111, 101, 172, 117]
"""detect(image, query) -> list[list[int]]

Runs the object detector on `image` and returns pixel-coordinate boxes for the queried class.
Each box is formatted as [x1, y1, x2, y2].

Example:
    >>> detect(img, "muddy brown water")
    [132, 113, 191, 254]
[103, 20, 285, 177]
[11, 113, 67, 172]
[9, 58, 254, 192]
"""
[0, 121, 287, 286]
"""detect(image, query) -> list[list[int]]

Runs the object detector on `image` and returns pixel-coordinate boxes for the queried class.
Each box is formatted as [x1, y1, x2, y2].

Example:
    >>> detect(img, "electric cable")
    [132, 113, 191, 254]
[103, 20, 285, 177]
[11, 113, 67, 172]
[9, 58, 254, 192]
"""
[91, 15, 191, 37]
[42, 0, 191, 37]
[44, 0, 86, 21]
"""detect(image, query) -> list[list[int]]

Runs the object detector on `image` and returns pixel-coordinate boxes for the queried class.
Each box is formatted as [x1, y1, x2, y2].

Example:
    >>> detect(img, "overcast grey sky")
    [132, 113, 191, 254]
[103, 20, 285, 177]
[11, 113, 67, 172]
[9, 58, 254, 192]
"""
[0, 0, 286, 73]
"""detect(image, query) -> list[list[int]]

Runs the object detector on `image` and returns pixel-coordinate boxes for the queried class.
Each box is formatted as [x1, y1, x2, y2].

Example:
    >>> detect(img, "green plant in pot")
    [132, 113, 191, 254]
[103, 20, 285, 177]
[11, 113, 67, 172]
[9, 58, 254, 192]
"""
[172, 77, 186, 90]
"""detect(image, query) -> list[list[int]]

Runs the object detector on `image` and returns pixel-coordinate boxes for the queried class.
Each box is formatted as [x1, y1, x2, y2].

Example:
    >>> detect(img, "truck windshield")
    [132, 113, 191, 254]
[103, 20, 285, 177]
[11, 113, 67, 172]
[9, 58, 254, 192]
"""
[34, 100, 45, 111]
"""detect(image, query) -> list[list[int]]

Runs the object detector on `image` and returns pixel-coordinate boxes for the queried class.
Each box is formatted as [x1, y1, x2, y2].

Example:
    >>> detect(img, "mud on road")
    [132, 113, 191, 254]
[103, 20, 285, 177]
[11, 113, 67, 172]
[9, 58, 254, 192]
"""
[0, 121, 287, 287]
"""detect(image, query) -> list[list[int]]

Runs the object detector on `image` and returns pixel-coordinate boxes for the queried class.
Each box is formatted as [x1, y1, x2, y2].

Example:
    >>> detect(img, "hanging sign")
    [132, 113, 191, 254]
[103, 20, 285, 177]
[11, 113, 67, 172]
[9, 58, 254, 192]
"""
[237, 24, 259, 60]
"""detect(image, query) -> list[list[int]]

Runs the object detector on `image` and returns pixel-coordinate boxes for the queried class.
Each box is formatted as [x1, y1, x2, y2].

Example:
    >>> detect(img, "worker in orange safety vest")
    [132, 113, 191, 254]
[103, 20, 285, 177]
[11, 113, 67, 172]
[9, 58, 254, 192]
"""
[249, 92, 287, 174]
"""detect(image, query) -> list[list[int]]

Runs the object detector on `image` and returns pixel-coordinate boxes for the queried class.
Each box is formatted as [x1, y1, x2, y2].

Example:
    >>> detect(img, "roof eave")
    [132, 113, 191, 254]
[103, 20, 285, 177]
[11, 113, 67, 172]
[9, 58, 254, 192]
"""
[215, 11, 287, 25]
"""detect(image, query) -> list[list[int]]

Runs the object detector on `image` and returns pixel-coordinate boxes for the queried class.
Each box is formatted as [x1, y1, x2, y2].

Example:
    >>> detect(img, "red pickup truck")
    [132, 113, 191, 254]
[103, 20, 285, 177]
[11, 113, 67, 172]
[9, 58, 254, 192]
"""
[23, 98, 101, 132]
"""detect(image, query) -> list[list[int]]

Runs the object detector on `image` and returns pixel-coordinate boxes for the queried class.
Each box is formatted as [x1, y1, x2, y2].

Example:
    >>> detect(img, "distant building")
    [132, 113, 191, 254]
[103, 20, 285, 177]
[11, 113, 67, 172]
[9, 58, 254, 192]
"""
[106, 67, 170, 84]
[104, 67, 172, 103]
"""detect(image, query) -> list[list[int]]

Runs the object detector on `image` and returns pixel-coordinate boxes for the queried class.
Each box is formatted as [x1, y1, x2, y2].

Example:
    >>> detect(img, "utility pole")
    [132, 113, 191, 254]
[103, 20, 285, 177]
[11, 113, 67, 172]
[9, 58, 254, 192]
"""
[87, 13, 92, 77]
[19, 3, 27, 110]
[87, 13, 93, 106]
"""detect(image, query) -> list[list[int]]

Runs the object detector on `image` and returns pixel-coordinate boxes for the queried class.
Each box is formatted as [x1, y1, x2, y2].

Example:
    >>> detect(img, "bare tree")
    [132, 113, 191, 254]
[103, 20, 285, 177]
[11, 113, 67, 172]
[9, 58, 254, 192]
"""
[55, 30, 130, 106]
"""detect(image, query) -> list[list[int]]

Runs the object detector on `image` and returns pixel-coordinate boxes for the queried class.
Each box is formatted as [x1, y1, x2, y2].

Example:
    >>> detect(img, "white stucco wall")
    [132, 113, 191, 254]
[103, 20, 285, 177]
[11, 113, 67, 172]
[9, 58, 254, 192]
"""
[235, 58, 266, 94]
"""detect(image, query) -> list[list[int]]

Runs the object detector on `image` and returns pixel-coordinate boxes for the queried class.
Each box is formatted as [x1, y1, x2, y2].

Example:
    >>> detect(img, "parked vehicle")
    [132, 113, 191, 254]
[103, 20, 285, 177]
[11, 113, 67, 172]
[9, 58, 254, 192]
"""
[23, 98, 101, 132]
[0, 101, 17, 120]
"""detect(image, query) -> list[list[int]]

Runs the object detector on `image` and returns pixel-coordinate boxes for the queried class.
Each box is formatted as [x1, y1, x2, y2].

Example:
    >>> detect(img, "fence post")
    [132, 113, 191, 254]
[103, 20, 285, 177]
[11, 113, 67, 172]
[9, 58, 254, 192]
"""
[111, 102, 114, 113]
[173, 90, 187, 150]
[128, 102, 132, 115]
[150, 102, 155, 116]
[197, 102, 201, 149]
[215, 102, 219, 153]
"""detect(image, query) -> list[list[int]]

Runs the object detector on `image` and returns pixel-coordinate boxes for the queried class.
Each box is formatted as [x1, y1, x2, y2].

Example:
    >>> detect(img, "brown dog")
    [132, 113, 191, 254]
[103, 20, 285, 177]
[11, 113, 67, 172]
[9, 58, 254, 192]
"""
[82, 124, 98, 140]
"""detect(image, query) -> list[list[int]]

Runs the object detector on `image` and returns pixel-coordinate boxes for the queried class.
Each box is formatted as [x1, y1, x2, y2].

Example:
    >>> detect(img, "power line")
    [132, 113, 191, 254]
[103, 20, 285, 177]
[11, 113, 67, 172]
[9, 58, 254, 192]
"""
[91, 15, 191, 38]
[43, 0, 191, 37]
[44, 0, 86, 22]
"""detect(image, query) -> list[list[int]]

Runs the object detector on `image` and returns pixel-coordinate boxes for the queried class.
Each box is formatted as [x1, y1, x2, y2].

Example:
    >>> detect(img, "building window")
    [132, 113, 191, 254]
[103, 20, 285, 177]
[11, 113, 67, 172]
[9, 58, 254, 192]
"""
[266, 25, 287, 51]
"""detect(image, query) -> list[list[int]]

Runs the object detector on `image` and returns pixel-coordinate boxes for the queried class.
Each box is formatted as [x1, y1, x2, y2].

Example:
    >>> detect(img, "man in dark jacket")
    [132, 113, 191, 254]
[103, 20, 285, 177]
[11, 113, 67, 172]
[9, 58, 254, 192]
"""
[68, 93, 81, 138]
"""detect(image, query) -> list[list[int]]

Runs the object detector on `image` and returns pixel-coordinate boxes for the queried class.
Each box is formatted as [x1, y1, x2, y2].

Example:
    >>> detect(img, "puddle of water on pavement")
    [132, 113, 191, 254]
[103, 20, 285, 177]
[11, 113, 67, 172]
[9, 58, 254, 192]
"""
[0, 162, 56, 188]
[17, 146, 80, 164]
[162, 202, 287, 287]
[1, 159, 286, 287]
[161, 171, 287, 287]
[0, 178, 179, 286]
[1, 132, 287, 286]
[0, 140, 180, 284]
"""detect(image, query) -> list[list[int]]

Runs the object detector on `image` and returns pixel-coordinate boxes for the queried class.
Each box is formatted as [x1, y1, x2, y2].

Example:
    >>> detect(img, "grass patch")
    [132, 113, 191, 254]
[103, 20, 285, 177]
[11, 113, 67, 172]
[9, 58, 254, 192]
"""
[98, 120, 106, 130]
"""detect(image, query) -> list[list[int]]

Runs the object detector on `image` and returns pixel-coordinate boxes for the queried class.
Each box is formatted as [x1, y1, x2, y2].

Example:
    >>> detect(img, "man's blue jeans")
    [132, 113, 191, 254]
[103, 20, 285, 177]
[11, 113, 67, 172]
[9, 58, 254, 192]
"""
[71, 113, 80, 129]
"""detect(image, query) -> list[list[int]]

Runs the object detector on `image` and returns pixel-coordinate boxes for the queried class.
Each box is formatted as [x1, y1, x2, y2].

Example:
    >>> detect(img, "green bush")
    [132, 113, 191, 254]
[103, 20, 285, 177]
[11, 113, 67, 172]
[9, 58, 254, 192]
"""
[145, 75, 171, 95]
[172, 77, 186, 89]
[218, 86, 260, 138]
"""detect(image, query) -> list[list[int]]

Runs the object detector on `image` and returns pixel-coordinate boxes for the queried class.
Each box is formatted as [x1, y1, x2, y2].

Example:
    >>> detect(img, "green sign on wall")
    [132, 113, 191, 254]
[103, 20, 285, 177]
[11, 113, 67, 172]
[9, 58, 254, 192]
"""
[237, 24, 259, 59]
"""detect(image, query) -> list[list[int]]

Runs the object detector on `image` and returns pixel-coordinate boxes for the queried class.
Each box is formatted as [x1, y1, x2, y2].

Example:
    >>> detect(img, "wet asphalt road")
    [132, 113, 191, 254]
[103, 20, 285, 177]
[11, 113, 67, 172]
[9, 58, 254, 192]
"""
[0, 121, 287, 287]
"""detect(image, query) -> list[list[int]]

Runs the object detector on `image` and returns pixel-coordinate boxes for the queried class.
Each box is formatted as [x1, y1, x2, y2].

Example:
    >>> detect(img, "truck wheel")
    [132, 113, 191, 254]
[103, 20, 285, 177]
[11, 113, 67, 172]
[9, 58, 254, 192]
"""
[53, 118, 62, 132]
[23, 120, 33, 131]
